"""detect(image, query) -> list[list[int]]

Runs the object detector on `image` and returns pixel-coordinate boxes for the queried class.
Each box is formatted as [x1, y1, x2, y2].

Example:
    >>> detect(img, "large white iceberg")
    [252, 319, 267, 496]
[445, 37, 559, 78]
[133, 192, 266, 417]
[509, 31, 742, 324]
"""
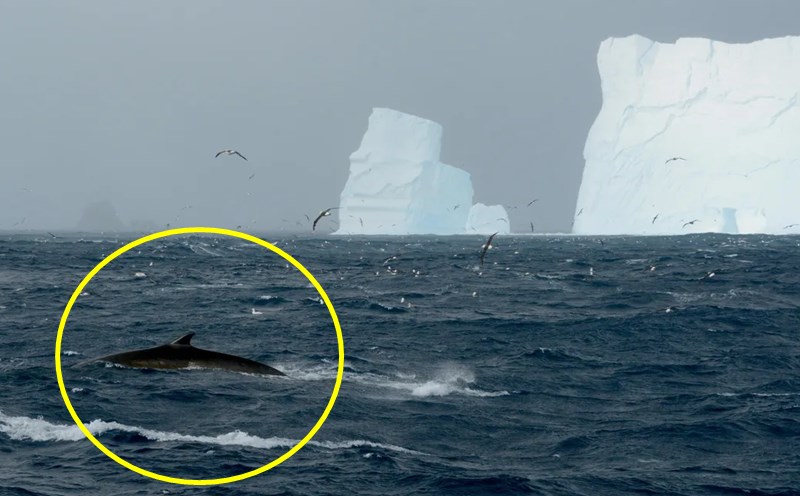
[335, 108, 508, 235]
[574, 35, 800, 235]
[466, 203, 510, 235]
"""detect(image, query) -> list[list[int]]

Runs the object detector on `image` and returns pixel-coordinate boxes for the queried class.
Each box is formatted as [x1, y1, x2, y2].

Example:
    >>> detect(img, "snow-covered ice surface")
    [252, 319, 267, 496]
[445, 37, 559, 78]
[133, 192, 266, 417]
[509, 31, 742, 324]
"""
[336, 108, 506, 235]
[575, 35, 800, 235]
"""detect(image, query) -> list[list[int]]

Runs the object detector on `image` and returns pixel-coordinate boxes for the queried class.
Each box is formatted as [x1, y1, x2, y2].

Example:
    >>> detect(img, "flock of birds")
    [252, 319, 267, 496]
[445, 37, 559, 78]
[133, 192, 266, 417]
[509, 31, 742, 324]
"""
[213, 149, 539, 248]
[214, 149, 341, 232]
[10, 152, 800, 251]
[214, 148, 508, 267]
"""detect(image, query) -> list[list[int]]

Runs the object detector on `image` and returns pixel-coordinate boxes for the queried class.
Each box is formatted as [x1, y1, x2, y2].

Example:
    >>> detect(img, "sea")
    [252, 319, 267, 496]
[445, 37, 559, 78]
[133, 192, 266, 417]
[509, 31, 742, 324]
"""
[0, 232, 798, 495]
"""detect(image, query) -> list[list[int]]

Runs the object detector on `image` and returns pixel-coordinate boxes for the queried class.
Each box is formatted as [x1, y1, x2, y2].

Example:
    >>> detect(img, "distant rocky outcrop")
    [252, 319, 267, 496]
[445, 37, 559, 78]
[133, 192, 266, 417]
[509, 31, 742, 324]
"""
[75, 200, 125, 232]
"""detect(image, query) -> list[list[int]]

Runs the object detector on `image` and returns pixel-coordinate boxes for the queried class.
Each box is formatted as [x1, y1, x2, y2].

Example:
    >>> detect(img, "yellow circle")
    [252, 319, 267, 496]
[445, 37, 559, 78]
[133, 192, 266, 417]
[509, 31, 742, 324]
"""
[55, 227, 345, 485]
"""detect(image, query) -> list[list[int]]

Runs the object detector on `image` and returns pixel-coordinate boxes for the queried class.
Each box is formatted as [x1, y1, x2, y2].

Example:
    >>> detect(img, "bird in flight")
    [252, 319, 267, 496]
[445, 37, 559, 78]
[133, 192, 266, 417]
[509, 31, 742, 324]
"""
[665, 157, 686, 164]
[652, 214, 659, 224]
[215, 149, 247, 161]
[682, 219, 700, 228]
[527, 199, 539, 206]
[479, 232, 498, 267]
[529, 222, 534, 233]
[312, 208, 339, 231]
[783, 223, 798, 229]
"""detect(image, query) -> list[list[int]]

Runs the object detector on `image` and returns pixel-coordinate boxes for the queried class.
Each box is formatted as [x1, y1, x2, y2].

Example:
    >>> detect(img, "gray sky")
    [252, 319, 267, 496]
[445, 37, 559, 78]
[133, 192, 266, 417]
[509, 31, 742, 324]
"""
[2, 0, 798, 233]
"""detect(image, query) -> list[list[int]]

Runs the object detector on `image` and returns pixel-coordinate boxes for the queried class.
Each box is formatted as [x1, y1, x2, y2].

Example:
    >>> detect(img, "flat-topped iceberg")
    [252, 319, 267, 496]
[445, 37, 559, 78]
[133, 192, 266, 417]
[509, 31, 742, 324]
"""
[335, 108, 507, 235]
[574, 35, 800, 235]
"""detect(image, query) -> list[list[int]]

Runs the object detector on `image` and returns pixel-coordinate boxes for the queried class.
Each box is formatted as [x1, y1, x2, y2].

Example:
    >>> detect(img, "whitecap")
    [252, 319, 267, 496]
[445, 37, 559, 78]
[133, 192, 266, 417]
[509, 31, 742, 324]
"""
[0, 410, 422, 454]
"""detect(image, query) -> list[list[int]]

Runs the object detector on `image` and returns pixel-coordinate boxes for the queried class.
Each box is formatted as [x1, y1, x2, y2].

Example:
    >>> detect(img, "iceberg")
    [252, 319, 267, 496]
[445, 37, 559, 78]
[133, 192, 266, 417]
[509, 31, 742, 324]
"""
[335, 108, 507, 235]
[466, 203, 510, 235]
[575, 35, 800, 235]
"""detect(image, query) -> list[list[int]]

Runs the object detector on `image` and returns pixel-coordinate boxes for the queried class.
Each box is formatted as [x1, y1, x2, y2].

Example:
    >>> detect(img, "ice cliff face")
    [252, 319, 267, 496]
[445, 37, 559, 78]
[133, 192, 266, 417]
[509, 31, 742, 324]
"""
[336, 108, 506, 235]
[575, 35, 800, 235]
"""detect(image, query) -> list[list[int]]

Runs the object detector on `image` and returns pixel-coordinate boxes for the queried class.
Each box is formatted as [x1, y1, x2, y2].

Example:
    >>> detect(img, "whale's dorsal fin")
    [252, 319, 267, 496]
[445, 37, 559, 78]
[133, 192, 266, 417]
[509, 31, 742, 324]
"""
[171, 332, 195, 346]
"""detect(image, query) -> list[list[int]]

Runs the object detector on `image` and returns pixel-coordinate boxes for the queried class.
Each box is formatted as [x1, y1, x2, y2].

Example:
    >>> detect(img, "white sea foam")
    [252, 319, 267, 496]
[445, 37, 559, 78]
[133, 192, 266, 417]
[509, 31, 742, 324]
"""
[0, 410, 420, 454]
[188, 244, 226, 257]
[276, 361, 509, 398]
[406, 365, 509, 398]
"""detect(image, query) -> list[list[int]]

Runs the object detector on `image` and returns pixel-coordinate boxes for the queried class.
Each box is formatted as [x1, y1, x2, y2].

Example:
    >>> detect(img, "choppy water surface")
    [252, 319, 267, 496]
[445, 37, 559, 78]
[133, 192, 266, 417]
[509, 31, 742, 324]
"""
[1, 233, 798, 495]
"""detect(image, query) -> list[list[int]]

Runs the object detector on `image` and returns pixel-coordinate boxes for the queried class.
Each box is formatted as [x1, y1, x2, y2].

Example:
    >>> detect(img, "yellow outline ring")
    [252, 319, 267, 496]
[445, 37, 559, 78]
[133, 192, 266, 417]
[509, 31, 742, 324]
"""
[55, 227, 345, 485]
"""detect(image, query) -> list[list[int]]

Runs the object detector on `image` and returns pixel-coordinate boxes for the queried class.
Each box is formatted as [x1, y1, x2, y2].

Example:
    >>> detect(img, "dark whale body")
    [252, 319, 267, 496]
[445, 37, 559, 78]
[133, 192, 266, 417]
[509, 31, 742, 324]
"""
[76, 332, 284, 376]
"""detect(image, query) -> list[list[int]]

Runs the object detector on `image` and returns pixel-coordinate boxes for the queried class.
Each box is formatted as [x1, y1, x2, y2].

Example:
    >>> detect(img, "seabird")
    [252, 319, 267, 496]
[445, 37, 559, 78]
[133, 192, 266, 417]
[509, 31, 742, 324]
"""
[479, 232, 498, 267]
[47, 232, 57, 238]
[700, 271, 716, 281]
[530, 222, 534, 233]
[682, 219, 700, 229]
[527, 199, 539, 206]
[577, 208, 584, 217]
[251, 308, 263, 315]
[652, 214, 659, 224]
[248, 173, 256, 180]
[359, 217, 364, 227]
[215, 149, 247, 161]
[497, 218, 508, 223]
[783, 224, 798, 229]
[312, 208, 339, 231]
[665, 157, 686, 164]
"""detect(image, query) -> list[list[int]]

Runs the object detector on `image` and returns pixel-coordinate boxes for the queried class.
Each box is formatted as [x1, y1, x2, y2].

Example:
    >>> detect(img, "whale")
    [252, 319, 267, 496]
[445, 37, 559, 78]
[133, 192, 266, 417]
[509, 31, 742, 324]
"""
[75, 332, 284, 376]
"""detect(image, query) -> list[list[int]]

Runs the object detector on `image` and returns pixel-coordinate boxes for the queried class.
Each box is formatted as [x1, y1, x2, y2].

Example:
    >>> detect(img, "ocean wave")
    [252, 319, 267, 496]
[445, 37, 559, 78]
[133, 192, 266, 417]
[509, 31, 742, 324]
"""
[187, 243, 228, 257]
[255, 295, 287, 304]
[0, 410, 421, 454]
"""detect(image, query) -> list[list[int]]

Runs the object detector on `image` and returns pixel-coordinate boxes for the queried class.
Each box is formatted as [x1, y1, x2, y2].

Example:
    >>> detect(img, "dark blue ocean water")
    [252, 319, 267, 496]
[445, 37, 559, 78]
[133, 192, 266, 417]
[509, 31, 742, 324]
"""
[1, 232, 799, 495]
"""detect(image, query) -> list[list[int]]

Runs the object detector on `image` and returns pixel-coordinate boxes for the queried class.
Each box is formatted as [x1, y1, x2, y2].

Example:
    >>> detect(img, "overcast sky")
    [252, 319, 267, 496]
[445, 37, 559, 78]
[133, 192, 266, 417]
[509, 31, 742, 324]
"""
[2, 0, 798, 233]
